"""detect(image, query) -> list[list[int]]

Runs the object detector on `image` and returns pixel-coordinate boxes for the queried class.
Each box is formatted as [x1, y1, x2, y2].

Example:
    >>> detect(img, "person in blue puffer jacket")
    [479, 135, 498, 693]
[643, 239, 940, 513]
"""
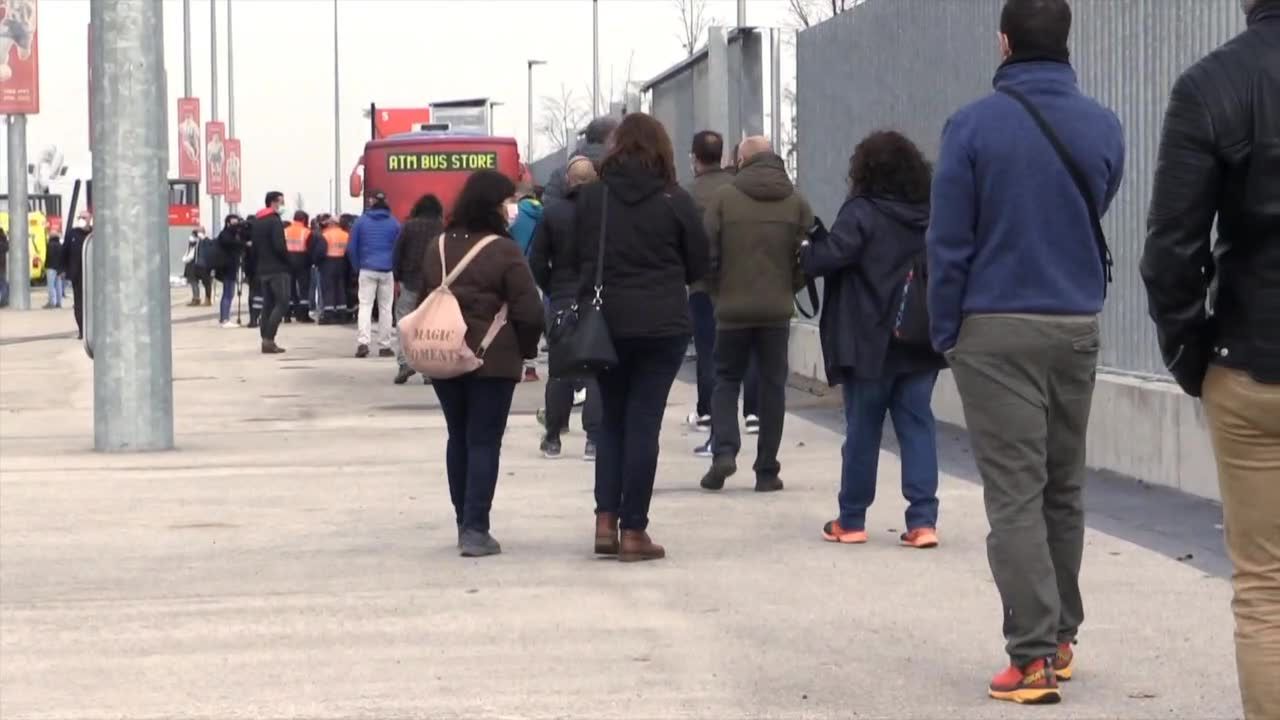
[346, 191, 402, 357]
[507, 192, 543, 257]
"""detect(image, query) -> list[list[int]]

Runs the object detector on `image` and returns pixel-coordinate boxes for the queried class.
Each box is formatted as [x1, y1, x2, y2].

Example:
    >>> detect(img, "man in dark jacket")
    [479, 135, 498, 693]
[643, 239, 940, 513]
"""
[926, 0, 1125, 703]
[699, 137, 812, 494]
[62, 214, 92, 338]
[249, 191, 290, 353]
[529, 155, 602, 459]
[348, 191, 401, 358]
[1141, 2, 1280, 716]
[541, 116, 618, 208]
[214, 214, 245, 326]
[682, 130, 735, 440]
[391, 194, 443, 384]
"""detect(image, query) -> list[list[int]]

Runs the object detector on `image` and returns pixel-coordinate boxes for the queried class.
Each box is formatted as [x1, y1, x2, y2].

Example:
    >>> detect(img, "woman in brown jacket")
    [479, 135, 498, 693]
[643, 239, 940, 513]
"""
[421, 170, 544, 557]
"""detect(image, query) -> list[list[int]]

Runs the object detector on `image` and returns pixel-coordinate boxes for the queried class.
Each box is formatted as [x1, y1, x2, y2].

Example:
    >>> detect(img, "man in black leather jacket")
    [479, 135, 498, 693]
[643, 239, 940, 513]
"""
[1141, 3, 1279, 718]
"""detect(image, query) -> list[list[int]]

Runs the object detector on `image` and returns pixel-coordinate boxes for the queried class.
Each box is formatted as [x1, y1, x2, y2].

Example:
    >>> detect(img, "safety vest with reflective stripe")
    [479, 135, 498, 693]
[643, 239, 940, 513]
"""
[284, 222, 311, 254]
[323, 227, 349, 258]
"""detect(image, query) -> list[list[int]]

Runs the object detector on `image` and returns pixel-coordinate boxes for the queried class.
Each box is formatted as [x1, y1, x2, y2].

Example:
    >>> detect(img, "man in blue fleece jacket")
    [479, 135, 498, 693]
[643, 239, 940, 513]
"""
[347, 191, 402, 358]
[925, 0, 1124, 705]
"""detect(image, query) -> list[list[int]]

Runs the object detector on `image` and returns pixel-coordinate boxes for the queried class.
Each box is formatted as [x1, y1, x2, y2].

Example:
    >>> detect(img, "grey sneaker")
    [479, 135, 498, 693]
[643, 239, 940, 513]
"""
[541, 435, 562, 459]
[693, 437, 714, 458]
[744, 414, 761, 434]
[459, 529, 502, 557]
[583, 441, 597, 462]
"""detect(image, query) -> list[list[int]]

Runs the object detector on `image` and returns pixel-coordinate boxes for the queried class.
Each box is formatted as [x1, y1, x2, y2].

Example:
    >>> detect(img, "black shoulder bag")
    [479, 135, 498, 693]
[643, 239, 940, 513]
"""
[999, 87, 1114, 293]
[547, 186, 619, 378]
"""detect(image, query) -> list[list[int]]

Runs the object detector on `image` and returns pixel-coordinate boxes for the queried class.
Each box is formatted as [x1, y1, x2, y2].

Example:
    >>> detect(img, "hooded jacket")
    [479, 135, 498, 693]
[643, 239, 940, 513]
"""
[347, 206, 401, 272]
[704, 153, 813, 329]
[572, 160, 710, 339]
[508, 197, 543, 255]
[802, 196, 945, 384]
[249, 207, 290, 276]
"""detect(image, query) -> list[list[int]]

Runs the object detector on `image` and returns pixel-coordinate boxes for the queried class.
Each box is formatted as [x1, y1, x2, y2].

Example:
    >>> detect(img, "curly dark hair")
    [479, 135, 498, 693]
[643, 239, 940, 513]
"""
[410, 193, 444, 220]
[847, 130, 932, 203]
[447, 170, 516, 237]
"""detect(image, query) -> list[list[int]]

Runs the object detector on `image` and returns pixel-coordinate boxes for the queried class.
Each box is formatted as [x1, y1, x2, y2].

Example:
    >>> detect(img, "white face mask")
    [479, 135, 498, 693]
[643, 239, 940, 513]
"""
[75, 218, 88, 229]
[276, 206, 287, 217]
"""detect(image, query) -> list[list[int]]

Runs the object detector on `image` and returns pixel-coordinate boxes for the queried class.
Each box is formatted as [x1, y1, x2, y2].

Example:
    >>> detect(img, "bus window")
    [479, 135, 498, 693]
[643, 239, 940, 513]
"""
[168, 180, 197, 207]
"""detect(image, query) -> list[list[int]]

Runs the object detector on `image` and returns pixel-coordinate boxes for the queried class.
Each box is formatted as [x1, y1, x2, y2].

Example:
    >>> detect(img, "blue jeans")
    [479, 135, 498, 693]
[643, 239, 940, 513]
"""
[432, 375, 517, 533]
[47, 272, 64, 306]
[838, 369, 940, 531]
[219, 276, 236, 322]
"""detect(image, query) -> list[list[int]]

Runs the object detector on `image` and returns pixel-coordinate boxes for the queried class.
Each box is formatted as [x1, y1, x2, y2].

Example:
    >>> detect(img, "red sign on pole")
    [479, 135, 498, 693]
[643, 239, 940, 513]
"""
[205, 121, 226, 196]
[224, 138, 242, 205]
[374, 107, 432, 138]
[0, 0, 41, 114]
[177, 98, 201, 181]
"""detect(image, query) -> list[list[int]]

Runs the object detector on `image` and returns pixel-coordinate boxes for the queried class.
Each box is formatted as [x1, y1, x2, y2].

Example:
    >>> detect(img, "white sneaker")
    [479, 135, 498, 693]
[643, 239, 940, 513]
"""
[686, 411, 712, 432]
[573, 388, 587, 407]
[745, 414, 760, 434]
[220, 320, 240, 328]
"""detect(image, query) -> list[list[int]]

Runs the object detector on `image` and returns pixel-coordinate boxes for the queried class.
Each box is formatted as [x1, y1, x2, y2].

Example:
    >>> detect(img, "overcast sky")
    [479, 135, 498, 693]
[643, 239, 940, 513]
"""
[7, 0, 795, 224]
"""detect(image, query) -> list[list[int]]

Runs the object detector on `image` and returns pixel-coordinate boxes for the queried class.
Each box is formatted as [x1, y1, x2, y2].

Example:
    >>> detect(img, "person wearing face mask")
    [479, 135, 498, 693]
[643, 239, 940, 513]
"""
[347, 191, 402, 358]
[62, 213, 92, 339]
[248, 191, 291, 354]
[506, 187, 544, 382]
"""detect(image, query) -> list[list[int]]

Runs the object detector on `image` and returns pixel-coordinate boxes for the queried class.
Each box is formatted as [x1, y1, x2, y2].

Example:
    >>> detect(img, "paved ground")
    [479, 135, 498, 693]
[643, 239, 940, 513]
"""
[0, 291, 1242, 719]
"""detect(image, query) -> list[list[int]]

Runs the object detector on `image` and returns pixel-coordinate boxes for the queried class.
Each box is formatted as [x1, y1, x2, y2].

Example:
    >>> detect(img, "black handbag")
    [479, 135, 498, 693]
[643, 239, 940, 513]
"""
[548, 186, 618, 378]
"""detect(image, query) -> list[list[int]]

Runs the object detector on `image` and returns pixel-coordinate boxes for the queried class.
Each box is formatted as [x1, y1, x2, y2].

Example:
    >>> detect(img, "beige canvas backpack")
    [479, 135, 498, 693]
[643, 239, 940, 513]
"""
[398, 234, 508, 379]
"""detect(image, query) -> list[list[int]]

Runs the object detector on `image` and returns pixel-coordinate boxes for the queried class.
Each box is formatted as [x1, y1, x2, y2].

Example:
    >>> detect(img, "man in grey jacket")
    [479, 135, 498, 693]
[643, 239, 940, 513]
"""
[541, 116, 618, 208]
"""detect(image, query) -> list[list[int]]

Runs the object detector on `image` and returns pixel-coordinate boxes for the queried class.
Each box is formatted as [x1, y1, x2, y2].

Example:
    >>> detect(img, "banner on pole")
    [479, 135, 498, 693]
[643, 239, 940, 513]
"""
[177, 98, 201, 181]
[205, 121, 225, 196]
[224, 138, 242, 205]
[0, 0, 41, 114]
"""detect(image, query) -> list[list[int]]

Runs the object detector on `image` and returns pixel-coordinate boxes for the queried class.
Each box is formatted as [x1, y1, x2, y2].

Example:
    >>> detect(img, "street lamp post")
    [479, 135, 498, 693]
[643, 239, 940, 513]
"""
[333, 0, 341, 212]
[592, 0, 599, 117]
[526, 59, 546, 161]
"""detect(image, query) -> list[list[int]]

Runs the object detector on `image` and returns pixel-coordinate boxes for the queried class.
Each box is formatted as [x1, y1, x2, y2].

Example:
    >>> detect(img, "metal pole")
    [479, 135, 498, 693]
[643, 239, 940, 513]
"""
[209, 0, 220, 228]
[226, 0, 236, 215]
[737, 0, 746, 26]
[89, 0, 175, 452]
[770, 28, 782, 149]
[592, 0, 599, 117]
[6, 116, 30, 310]
[182, 0, 191, 96]
[527, 64, 534, 159]
[333, 0, 341, 212]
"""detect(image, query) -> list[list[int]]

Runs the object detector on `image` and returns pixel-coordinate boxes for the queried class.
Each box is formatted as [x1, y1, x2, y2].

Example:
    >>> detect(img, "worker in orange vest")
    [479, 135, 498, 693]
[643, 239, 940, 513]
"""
[283, 211, 317, 323]
[317, 215, 351, 325]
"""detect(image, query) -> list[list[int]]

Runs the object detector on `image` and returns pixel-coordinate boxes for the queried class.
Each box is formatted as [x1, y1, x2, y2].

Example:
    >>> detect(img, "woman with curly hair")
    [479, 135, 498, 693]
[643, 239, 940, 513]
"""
[799, 130, 945, 549]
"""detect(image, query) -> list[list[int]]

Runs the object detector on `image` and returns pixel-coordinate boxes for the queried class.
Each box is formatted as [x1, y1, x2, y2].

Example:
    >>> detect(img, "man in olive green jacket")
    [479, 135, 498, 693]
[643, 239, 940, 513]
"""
[700, 136, 813, 494]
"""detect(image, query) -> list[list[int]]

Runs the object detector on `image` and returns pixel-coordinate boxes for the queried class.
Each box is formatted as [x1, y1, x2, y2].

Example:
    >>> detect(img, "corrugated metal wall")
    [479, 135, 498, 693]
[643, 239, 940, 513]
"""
[529, 148, 568, 187]
[796, 0, 1244, 376]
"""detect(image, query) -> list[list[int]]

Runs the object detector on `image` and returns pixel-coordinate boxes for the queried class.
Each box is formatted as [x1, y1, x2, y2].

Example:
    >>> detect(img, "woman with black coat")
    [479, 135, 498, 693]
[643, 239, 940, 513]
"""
[214, 214, 245, 326]
[799, 130, 946, 549]
[571, 112, 710, 562]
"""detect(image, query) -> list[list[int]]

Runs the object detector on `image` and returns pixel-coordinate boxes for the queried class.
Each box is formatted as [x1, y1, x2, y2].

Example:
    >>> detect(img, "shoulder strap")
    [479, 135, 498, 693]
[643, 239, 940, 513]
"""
[998, 87, 1114, 289]
[592, 186, 609, 293]
[476, 305, 509, 356]
[439, 234, 501, 288]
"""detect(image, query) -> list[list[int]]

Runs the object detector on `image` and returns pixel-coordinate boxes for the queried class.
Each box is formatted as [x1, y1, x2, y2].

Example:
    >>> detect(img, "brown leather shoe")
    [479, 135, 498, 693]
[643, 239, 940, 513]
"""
[594, 512, 619, 555]
[619, 529, 665, 562]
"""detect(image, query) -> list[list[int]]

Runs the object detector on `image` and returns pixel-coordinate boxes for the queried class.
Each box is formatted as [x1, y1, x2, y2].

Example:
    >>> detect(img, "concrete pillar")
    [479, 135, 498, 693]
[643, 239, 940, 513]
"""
[6, 115, 29, 309]
[89, 0, 175, 452]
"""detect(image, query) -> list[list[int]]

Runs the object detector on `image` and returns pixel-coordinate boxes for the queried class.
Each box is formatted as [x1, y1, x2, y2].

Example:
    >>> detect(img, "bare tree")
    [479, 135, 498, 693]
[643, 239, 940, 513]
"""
[674, 0, 713, 56]
[787, 0, 858, 28]
[538, 84, 590, 153]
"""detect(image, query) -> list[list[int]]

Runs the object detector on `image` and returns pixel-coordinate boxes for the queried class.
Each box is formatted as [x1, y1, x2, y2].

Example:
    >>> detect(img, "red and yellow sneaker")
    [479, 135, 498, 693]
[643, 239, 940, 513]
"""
[988, 657, 1061, 704]
[900, 527, 939, 548]
[821, 519, 868, 544]
[1054, 642, 1075, 681]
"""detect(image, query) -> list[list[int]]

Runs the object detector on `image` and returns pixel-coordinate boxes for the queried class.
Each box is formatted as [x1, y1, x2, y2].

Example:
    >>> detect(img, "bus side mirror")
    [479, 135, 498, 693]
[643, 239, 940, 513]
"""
[349, 170, 363, 198]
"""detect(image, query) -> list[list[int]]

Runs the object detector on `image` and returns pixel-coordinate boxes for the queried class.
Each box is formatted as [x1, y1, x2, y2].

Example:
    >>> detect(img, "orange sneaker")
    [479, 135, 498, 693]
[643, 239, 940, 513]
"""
[900, 527, 939, 548]
[1053, 642, 1075, 681]
[989, 657, 1061, 704]
[821, 519, 867, 544]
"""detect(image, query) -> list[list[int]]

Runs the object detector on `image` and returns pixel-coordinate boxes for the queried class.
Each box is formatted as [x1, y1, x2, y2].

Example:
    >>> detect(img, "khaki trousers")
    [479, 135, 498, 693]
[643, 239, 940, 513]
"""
[1202, 365, 1280, 720]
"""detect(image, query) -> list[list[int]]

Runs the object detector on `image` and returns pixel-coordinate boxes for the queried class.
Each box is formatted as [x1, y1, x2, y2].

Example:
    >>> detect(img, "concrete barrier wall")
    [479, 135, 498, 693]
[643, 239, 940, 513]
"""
[788, 323, 1221, 502]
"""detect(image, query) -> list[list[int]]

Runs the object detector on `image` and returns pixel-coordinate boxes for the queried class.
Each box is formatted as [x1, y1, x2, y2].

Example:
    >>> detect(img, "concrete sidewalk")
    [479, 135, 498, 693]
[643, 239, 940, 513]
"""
[0, 301, 1242, 719]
